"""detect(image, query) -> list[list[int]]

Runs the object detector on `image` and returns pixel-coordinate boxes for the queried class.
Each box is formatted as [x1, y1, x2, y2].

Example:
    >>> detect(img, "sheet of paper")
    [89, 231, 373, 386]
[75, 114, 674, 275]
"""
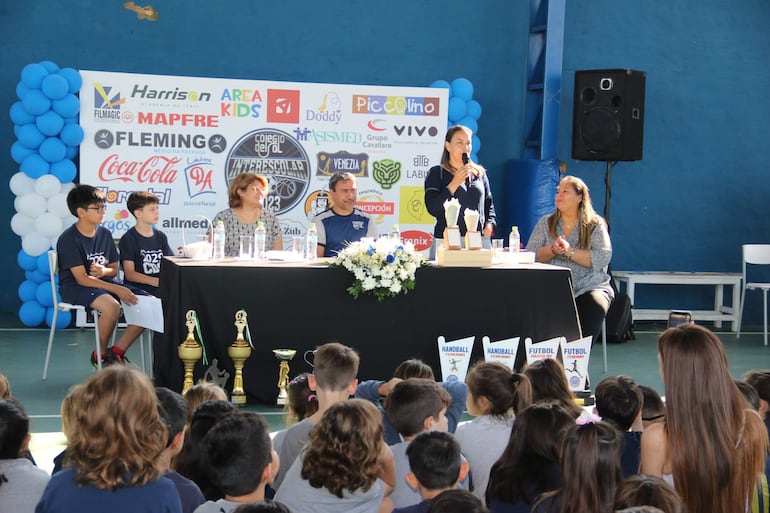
[121, 295, 164, 333]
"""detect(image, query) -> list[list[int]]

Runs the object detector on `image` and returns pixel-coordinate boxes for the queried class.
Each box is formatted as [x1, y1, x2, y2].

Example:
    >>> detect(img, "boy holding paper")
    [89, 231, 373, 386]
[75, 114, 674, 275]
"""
[57, 184, 147, 367]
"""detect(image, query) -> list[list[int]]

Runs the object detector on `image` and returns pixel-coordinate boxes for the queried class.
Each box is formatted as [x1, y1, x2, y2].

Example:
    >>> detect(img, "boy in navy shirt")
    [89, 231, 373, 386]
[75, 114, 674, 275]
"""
[56, 184, 145, 366]
[119, 191, 173, 295]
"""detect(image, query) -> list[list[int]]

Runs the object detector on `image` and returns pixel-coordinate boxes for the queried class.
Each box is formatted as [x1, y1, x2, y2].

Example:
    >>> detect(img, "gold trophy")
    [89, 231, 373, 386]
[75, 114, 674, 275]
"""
[178, 310, 203, 394]
[273, 349, 297, 405]
[228, 309, 252, 406]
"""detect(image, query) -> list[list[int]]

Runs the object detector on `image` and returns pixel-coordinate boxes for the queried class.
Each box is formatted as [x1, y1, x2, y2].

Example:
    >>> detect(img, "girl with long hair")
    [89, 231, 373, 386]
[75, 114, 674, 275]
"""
[640, 323, 769, 513]
[522, 358, 583, 419]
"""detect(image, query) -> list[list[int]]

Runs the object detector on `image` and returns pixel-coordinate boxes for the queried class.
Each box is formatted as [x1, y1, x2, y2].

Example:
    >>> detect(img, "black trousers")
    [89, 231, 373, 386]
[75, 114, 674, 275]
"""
[575, 289, 613, 345]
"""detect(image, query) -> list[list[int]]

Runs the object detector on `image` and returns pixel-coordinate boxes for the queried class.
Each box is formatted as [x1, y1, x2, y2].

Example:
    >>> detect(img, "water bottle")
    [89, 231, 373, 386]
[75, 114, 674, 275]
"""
[306, 222, 318, 261]
[255, 221, 266, 261]
[390, 224, 401, 242]
[213, 220, 226, 260]
[509, 226, 520, 254]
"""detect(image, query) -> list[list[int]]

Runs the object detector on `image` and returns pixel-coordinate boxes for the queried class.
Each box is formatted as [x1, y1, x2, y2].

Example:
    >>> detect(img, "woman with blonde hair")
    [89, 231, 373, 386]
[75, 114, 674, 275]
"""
[526, 175, 613, 345]
[36, 366, 181, 513]
[274, 398, 394, 513]
[641, 323, 769, 513]
[212, 172, 283, 257]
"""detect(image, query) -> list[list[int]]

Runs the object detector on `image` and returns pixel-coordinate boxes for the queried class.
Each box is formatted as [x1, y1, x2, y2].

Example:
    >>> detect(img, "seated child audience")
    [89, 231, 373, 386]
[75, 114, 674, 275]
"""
[155, 387, 205, 513]
[0, 399, 49, 513]
[522, 358, 583, 419]
[594, 375, 644, 477]
[393, 431, 469, 513]
[274, 399, 394, 513]
[532, 421, 623, 513]
[119, 191, 174, 296]
[194, 412, 281, 513]
[0, 373, 10, 398]
[174, 400, 237, 500]
[232, 501, 293, 513]
[638, 385, 665, 429]
[383, 379, 469, 508]
[486, 402, 574, 513]
[52, 384, 83, 474]
[56, 184, 146, 366]
[455, 362, 531, 500]
[272, 373, 319, 454]
[36, 366, 182, 513]
[356, 358, 467, 445]
[274, 342, 360, 489]
[614, 474, 685, 513]
[743, 370, 770, 438]
[426, 489, 488, 513]
[182, 383, 228, 425]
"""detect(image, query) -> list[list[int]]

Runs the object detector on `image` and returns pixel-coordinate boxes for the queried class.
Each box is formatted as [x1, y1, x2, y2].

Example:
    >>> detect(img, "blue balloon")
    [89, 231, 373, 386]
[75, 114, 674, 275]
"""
[21, 154, 50, 178]
[36, 110, 65, 136]
[63, 116, 79, 125]
[11, 141, 35, 164]
[10, 101, 34, 125]
[466, 99, 482, 120]
[472, 135, 481, 152]
[16, 82, 29, 99]
[19, 301, 46, 327]
[471, 152, 479, 163]
[25, 271, 35, 281]
[22, 89, 52, 116]
[36, 281, 54, 307]
[457, 117, 478, 134]
[46, 308, 72, 329]
[51, 159, 77, 183]
[17, 123, 45, 149]
[36, 252, 51, 274]
[429, 80, 451, 90]
[58, 68, 83, 94]
[13, 124, 23, 139]
[52, 94, 79, 118]
[42, 74, 69, 100]
[39, 137, 67, 163]
[451, 78, 474, 101]
[17, 249, 38, 271]
[18, 280, 38, 302]
[38, 60, 60, 73]
[21, 63, 48, 89]
[448, 97, 468, 122]
[30, 269, 50, 284]
[60, 124, 84, 146]
[65, 145, 78, 160]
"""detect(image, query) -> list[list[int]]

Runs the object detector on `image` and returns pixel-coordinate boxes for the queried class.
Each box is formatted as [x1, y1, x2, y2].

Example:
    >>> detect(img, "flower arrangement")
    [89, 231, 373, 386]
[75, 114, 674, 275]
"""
[333, 237, 426, 301]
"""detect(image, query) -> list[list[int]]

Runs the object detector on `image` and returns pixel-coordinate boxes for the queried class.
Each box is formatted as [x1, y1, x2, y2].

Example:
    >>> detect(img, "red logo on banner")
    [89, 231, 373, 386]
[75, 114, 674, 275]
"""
[356, 201, 394, 216]
[97, 154, 180, 184]
[401, 230, 433, 251]
[267, 89, 301, 123]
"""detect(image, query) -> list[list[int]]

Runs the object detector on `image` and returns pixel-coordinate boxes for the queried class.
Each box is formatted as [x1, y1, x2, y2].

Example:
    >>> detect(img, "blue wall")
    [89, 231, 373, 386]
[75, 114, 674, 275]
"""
[1, 0, 770, 322]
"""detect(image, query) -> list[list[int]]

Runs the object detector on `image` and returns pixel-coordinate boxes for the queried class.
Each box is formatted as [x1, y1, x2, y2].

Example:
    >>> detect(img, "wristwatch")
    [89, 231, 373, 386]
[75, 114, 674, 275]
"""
[568, 248, 576, 259]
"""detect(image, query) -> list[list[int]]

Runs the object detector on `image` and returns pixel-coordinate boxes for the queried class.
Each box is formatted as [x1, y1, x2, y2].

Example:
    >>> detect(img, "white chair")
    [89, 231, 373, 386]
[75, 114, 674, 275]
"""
[737, 244, 770, 346]
[43, 250, 103, 379]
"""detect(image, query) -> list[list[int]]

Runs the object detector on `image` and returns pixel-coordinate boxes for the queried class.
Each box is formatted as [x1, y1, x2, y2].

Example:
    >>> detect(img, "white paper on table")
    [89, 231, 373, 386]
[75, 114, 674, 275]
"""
[121, 295, 164, 333]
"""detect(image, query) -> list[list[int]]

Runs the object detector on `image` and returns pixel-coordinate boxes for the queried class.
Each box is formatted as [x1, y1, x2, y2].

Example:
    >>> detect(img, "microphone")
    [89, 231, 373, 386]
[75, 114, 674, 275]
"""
[462, 153, 471, 187]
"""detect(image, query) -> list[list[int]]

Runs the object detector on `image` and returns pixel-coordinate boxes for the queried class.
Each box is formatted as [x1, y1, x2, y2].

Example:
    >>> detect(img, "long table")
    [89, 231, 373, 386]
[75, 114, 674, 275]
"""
[155, 257, 581, 404]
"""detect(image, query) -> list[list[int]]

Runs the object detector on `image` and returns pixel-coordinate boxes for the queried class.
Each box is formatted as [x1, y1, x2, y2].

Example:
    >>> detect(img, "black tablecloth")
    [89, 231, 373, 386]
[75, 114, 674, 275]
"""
[155, 258, 580, 404]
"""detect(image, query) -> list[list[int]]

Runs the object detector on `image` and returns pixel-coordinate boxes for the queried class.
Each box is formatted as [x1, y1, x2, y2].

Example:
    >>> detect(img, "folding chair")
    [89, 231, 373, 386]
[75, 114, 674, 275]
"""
[737, 244, 770, 346]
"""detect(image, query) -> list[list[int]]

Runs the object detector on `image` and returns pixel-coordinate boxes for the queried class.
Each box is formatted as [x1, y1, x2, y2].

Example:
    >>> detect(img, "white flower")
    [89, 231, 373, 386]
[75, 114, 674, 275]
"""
[362, 276, 377, 290]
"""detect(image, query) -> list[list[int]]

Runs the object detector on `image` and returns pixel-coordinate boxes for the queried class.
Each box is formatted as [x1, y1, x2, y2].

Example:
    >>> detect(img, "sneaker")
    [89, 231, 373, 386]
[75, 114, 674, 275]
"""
[107, 347, 130, 365]
[90, 351, 110, 368]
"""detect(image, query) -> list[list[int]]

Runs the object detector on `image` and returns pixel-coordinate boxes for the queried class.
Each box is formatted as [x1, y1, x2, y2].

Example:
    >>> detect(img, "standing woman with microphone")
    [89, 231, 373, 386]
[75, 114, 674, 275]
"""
[424, 125, 497, 258]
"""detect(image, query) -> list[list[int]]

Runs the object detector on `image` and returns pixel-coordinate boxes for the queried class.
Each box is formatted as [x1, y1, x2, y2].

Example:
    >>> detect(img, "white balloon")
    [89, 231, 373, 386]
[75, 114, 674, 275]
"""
[60, 181, 75, 192]
[15, 193, 47, 217]
[49, 234, 60, 249]
[22, 232, 51, 257]
[47, 192, 71, 218]
[9, 172, 36, 196]
[35, 213, 64, 238]
[11, 213, 36, 236]
[34, 174, 62, 198]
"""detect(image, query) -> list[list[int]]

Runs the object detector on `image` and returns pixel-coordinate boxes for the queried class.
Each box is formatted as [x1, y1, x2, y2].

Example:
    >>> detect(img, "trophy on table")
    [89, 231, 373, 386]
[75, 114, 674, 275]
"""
[463, 209, 482, 250]
[442, 198, 462, 250]
[227, 309, 252, 406]
[178, 310, 203, 394]
[273, 349, 297, 405]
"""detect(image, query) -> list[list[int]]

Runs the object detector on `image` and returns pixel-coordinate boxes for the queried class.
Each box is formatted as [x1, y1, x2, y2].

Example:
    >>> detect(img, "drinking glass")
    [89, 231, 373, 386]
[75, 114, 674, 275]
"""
[491, 239, 504, 263]
[292, 236, 305, 259]
[239, 235, 254, 260]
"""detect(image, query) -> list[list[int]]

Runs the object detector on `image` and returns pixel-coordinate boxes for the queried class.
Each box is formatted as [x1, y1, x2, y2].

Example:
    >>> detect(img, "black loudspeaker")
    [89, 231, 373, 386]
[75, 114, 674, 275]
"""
[572, 69, 646, 161]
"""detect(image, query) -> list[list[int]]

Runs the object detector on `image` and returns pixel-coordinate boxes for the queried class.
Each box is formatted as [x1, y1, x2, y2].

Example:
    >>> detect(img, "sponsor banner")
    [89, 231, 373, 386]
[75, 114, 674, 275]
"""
[481, 336, 520, 371]
[524, 336, 562, 366]
[560, 336, 593, 392]
[437, 335, 475, 384]
[80, 70, 448, 251]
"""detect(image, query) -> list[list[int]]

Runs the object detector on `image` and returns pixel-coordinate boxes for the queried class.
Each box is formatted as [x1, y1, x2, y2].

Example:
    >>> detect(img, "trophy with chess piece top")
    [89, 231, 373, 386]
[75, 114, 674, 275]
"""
[228, 309, 252, 406]
[178, 310, 203, 394]
[273, 349, 297, 405]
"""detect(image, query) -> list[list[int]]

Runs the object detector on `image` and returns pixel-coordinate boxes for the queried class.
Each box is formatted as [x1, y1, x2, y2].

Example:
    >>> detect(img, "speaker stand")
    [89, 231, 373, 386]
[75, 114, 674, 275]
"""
[604, 161, 617, 232]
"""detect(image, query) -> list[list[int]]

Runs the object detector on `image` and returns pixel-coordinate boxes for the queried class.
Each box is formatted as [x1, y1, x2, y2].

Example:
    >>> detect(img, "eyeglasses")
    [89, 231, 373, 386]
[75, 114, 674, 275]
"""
[86, 205, 107, 212]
